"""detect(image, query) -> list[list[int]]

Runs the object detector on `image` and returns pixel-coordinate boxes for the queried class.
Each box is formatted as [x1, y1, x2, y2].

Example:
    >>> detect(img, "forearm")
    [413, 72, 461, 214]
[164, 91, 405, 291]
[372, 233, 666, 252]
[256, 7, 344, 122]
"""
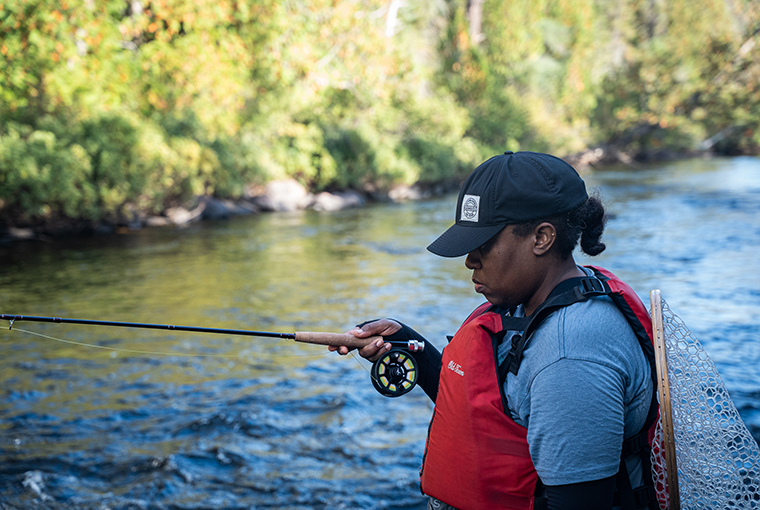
[408, 336, 441, 402]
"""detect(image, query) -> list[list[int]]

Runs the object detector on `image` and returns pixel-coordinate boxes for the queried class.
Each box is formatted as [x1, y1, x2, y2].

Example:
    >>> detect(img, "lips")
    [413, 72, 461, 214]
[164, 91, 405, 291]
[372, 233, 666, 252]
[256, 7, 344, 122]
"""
[472, 277, 485, 293]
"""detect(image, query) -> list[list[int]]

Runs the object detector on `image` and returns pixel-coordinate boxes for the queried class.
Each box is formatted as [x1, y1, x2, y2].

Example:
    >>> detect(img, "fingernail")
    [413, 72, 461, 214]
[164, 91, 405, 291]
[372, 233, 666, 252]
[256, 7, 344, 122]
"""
[355, 327, 364, 334]
[375, 339, 384, 347]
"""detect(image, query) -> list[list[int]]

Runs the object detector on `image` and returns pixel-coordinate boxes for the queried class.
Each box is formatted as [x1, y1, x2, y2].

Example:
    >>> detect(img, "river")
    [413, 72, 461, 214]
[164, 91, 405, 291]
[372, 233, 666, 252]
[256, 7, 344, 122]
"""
[1, 156, 759, 509]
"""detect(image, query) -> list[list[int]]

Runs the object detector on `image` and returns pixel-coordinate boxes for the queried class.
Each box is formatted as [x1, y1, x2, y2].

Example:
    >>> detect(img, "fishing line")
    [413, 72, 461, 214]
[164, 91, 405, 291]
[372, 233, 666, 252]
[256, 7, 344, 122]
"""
[8, 327, 397, 393]
[7, 327, 329, 360]
[348, 351, 396, 393]
[2, 314, 424, 397]
[351, 350, 373, 376]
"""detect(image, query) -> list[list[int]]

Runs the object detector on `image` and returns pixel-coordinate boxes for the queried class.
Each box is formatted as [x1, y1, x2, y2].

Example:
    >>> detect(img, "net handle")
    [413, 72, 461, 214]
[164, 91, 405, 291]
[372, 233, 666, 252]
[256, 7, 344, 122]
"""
[650, 289, 681, 510]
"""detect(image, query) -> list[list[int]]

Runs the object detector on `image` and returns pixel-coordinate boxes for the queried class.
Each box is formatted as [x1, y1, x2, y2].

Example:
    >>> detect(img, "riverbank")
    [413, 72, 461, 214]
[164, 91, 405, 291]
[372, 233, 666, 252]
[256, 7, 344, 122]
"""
[0, 147, 709, 245]
[0, 179, 462, 244]
[0, 178, 465, 245]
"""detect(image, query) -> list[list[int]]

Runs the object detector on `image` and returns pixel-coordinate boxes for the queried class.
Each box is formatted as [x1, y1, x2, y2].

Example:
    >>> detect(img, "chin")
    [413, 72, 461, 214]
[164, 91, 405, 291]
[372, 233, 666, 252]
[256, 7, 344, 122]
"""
[485, 296, 513, 308]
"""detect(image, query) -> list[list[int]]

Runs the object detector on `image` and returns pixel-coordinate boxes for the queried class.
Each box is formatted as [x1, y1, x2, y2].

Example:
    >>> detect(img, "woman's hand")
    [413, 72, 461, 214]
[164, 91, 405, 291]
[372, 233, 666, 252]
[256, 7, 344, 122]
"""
[327, 319, 402, 361]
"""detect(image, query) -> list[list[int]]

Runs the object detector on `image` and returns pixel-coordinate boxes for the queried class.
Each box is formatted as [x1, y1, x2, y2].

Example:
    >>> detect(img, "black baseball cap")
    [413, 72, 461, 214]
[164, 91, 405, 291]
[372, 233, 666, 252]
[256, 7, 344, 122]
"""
[427, 151, 588, 257]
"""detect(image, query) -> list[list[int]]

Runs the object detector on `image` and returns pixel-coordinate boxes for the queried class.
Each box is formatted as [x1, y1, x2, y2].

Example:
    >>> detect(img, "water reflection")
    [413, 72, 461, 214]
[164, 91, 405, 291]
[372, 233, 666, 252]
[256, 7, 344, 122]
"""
[0, 156, 759, 508]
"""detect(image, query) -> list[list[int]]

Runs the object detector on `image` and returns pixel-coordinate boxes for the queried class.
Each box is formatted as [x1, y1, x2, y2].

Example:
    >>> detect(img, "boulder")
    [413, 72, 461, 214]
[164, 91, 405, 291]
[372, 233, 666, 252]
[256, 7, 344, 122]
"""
[201, 197, 258, 220]
[6, 227, 35, 240]
[145, 216, 171, 227]
[311, 190, 366, 211]
[166, 205, 202, 225]
[250, 179, 313, 212]
[388, 185, 425, 202]
[146, 201, 206, 227]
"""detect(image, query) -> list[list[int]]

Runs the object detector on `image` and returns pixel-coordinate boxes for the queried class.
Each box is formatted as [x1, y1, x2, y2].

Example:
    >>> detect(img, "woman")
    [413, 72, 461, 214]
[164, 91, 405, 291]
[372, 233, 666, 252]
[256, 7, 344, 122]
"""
[332, 151, 658, 510]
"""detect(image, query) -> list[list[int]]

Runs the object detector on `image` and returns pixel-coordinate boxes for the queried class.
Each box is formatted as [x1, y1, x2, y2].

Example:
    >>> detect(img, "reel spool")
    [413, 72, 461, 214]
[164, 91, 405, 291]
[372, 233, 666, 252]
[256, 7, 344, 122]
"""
[370, 348, 418, 397]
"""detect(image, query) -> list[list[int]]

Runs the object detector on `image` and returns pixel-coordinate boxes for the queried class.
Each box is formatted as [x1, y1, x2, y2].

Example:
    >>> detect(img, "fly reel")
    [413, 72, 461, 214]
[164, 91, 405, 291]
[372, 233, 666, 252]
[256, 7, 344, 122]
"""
[370, 348, 419, 397]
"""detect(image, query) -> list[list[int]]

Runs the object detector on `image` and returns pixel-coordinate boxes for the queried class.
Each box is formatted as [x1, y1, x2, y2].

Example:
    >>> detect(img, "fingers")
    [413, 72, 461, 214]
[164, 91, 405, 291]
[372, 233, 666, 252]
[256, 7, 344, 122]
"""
[349, 322, 396, 360]
[326, 327, 365, 356]
[327, 336, 391, 359]
[352, 319, 402, 338]
[327, 344, 354, 356]
[358, 337, 392, 362]
[327, 319, 400, 359]
[347, 326, 369, 338]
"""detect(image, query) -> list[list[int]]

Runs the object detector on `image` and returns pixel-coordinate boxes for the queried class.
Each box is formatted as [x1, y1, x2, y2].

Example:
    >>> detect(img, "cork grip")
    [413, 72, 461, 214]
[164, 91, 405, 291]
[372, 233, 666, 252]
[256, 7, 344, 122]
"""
[294, 331, 380, 348]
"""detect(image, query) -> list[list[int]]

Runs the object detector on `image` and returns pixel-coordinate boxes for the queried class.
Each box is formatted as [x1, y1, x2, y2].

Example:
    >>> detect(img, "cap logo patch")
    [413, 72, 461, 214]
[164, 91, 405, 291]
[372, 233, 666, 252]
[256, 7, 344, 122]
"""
[461, 194, 480, 222]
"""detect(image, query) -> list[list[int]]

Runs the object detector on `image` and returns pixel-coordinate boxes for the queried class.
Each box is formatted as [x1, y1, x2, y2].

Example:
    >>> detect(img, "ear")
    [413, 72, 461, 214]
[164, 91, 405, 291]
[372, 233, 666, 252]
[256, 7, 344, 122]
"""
[533, 222, 557, 256]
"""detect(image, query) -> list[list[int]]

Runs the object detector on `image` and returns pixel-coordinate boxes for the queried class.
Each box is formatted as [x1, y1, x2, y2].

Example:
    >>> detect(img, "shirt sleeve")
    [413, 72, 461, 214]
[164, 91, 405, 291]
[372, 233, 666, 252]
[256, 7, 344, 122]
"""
[523, 358, 627, 486]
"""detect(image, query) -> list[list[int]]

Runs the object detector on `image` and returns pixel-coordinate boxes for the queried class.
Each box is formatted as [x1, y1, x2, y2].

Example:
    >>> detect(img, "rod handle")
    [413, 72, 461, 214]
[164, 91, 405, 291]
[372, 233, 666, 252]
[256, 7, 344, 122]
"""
[294, 331, 380, 348]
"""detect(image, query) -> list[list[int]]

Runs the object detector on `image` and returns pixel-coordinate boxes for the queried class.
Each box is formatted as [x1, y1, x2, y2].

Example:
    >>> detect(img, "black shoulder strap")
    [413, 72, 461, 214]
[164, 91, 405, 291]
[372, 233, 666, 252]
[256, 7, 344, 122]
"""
[497, 275, 607, 382]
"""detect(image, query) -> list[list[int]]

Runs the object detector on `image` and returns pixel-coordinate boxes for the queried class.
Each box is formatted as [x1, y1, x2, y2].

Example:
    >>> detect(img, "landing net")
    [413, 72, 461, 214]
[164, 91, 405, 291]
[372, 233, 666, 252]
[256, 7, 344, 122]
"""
[650, 298, 760, 509]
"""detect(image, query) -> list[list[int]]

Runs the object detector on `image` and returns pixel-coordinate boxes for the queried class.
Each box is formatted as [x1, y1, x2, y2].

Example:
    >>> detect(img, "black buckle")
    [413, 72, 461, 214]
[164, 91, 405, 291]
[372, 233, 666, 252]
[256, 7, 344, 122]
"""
[507, 334, 525, 375]
[622, 433, 642, 457]
[612, 484, 656, 508]
[579, 277, 605, 296]
[633, 485, 656, 506]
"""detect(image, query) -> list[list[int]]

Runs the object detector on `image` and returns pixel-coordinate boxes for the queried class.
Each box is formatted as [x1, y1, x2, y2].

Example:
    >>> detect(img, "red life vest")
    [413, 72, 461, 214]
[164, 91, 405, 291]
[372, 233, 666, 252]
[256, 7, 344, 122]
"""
[419, 266, 658, 510]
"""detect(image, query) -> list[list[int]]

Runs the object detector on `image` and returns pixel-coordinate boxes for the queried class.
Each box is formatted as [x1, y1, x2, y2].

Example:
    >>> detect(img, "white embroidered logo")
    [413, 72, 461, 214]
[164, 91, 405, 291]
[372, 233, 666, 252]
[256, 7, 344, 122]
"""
[460, 194, 480, 222]
[447, 360, 465, 376]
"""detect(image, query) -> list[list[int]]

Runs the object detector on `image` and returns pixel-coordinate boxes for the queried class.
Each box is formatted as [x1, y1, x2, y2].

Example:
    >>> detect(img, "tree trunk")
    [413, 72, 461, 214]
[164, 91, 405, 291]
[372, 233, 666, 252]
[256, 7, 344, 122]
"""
[386, 0, 403, 38]
[467, 0, 485, 45]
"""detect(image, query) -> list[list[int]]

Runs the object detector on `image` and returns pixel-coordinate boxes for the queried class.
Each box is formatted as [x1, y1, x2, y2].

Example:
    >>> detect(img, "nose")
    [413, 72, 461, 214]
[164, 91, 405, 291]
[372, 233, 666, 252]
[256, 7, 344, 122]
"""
[465, 250, 481, 270]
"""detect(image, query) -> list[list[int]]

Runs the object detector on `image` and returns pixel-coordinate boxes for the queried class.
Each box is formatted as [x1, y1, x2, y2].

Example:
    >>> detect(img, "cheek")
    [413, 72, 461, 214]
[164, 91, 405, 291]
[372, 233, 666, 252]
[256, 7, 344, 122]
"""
[491, 254, 532, 292]
[488, 262, 516, 290]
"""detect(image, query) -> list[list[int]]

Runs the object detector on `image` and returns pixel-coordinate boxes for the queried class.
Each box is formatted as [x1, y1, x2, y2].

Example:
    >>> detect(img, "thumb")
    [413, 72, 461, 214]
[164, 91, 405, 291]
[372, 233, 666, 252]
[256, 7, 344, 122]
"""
[347, 326, 371, 338]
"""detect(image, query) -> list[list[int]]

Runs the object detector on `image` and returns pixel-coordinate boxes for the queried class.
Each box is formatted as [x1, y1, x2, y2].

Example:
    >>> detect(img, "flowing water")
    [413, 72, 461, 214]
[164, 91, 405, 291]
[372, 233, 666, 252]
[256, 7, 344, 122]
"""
[1, 156, 759, 509]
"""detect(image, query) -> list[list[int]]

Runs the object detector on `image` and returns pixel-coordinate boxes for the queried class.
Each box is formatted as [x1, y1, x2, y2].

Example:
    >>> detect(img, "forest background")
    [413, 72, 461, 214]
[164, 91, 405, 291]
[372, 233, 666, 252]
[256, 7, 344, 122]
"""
[1, 0, 759, 233]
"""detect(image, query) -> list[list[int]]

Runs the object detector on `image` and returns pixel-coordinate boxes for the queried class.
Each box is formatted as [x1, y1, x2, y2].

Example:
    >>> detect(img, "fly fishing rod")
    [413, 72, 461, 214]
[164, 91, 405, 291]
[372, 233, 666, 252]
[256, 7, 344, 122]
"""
[1, 314, 423, 398]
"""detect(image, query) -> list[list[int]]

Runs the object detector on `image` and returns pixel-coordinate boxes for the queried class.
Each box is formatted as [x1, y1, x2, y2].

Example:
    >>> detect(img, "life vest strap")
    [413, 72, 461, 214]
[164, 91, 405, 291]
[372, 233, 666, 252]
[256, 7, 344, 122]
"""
[497, 275, 607, 377]
[621, 429, 646, 457]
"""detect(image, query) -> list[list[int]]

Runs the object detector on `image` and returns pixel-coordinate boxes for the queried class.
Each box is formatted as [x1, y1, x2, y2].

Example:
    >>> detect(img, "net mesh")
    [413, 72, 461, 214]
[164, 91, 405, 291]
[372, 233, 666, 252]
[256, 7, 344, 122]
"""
[650, 298, 760, 509]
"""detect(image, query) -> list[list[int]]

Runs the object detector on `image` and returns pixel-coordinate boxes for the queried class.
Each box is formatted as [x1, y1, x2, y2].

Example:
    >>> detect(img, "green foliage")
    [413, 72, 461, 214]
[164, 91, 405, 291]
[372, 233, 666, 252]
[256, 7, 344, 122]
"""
[0, 0, 759, 229]
[590, 0, 760, 156]
[0, 122, 98, 222]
